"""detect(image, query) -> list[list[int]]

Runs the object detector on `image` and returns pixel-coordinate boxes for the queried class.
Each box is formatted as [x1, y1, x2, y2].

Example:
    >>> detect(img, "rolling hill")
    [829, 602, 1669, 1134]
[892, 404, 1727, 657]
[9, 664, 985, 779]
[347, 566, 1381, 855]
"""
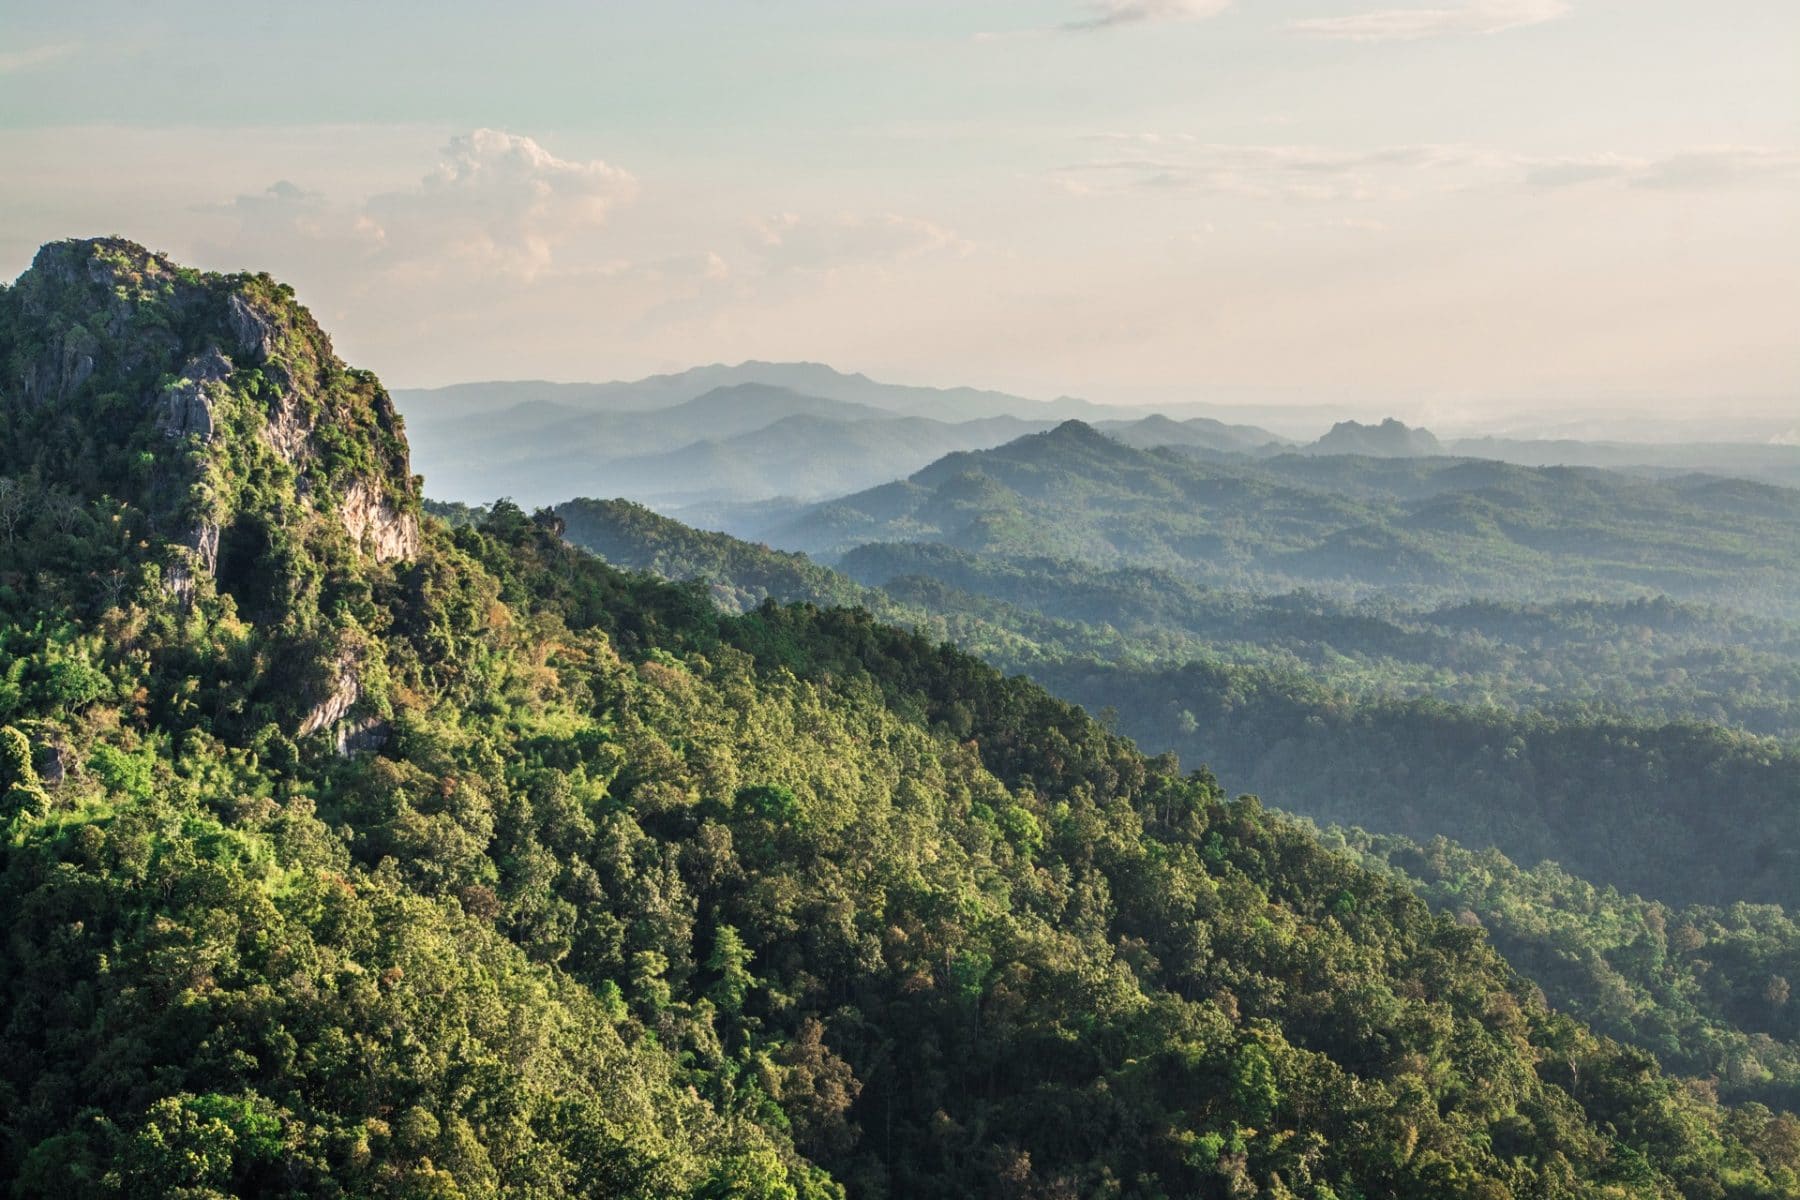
[742, 421, 1800, 618]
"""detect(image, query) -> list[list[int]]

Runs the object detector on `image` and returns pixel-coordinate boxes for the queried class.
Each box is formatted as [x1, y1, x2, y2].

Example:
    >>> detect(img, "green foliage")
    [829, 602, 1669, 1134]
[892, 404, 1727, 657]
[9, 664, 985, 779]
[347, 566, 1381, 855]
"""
[746, 421, 1800, 620]
[0, 723, 50, 822]
[2, 241, 1797, 1198]
[568, 464, 1800, 1193]
[1339, 830, 1800, 1110]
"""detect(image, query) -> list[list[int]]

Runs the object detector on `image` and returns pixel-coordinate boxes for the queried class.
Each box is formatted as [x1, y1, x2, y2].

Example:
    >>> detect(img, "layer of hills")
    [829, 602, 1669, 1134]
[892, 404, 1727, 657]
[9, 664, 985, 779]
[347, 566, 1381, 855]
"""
[399, 367, 1800, 513]
[396, 371, 1298, 509]
[5, 241, 1798, 1194]
[712, 419, 1800, 620]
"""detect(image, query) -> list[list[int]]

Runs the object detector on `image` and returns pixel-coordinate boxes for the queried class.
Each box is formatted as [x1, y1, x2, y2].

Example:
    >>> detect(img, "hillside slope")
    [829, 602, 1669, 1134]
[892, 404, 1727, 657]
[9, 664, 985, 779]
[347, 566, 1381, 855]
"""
[0, 241, 1793, 1197]
[559, 498, 1800, 1111]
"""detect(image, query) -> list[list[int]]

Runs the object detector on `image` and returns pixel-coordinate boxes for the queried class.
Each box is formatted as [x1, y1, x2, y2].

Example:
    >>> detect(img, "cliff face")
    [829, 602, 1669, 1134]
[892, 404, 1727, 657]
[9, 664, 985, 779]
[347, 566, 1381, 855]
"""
[0, 238, 420, 598]
[0, 238, 424, 745]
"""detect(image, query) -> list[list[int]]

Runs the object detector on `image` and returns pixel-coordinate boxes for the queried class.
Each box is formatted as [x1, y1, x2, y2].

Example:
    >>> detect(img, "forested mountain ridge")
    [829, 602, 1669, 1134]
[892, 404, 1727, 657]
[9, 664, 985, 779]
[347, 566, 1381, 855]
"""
[741, 421, 1800, 619]
[558, 498, 1800, 910]
[557, 498, 1800, 1110]
[1, 241, 1795, 1195]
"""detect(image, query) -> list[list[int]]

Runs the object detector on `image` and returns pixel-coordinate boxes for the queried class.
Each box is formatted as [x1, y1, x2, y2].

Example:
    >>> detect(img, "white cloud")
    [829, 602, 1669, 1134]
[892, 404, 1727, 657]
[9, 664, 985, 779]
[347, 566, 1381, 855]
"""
[1631, 146, 1800, 190]
[1064, 0, 1232, 32]
[209, 129, 636, 283]
[362, 129, 637, 278]
[1286, 0, 1570, 42]
[1522, 155, 1635, 187]
[1064, 137, 1800, 201]
[0, 43, 79, 74]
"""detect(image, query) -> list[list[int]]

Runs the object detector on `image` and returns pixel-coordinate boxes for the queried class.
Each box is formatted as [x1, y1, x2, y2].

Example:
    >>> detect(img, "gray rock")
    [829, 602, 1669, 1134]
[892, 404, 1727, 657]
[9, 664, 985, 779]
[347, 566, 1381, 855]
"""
[299, 650, 362, 739]
[33, 744, 67, 789]
[339, 478, 421, 563]
[229, 293, 276, 362]
[156, 347, 232, 442]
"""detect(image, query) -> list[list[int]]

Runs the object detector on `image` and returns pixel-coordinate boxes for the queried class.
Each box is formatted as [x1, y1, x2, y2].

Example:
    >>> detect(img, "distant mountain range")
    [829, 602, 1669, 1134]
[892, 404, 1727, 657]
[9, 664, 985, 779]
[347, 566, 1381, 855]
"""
[396, 361, 1800, 508]
[704, 418, 1800, 618]
[395, 366, 1292, 506]
[1308, 418, 1443, 458]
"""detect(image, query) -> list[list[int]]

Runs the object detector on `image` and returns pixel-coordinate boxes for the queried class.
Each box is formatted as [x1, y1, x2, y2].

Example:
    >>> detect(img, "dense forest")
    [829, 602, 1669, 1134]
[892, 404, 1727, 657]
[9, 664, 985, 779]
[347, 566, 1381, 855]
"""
[556, 494, 1800, 1128]
[557, 500, 1800, 907]
[1334, 831, 1800, 1112]
[5, 240, 1798, 1196]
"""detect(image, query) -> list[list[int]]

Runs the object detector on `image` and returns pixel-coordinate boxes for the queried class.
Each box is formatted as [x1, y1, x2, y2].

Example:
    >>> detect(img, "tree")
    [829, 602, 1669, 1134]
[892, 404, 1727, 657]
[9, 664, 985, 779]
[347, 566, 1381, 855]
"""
[707, 924, 756, 1017]
[0, 477, 28, 546]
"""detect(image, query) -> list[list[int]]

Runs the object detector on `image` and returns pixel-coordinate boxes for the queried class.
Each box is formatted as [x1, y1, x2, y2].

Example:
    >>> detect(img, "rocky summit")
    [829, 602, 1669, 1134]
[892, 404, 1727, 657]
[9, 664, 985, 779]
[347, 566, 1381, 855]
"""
[0, 238, 421, 746]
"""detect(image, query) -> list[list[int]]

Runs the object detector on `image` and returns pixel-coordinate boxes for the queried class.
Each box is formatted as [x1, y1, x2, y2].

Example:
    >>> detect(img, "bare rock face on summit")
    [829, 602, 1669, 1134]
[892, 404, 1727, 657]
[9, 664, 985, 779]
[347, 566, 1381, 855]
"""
[1, 238, 421, 587]
[0, 237, 425, 747]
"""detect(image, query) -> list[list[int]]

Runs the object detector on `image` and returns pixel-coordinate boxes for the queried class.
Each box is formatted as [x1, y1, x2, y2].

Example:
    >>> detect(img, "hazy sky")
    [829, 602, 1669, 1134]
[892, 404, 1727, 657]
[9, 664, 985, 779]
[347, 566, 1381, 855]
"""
[2, 0, 1796, 418]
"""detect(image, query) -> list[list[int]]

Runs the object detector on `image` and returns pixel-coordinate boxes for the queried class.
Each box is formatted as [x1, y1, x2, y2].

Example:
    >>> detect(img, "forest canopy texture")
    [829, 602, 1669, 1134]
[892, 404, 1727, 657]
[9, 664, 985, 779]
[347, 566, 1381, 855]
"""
[0, 240, 1796, 1198]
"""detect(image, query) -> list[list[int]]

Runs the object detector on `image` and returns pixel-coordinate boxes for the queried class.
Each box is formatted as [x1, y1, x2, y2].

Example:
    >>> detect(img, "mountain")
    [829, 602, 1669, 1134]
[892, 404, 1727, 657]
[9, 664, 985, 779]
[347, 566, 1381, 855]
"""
[1308, 418, 1443, 458]
[402, 382, 1053, 507]
[1096, 413, 1288, 454]
[396, 361, 1110, 427]
[745, 422, 1800, 618]
[3, 240, 1792, 1195]
[550, 413, 1053, 507]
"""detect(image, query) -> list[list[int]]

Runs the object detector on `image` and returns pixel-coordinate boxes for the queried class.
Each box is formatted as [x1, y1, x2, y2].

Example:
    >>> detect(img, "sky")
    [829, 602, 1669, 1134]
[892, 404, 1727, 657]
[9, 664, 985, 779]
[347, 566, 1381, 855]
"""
[1, 0, 1796, 423]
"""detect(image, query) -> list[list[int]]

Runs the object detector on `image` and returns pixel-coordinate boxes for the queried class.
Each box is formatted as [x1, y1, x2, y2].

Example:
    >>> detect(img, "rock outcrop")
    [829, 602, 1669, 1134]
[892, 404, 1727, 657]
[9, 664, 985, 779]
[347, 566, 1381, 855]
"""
[299, 651, 362, 740]
[157, 347, 230, 442]
[340, 478, 422, 563]
[1, 238, 427, 750]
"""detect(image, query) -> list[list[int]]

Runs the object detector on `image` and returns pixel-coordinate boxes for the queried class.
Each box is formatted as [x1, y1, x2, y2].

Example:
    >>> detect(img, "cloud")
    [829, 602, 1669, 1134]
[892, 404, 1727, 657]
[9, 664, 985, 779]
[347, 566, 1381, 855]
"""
[1522, 155, 1634, 187]
[1631, 146, 1800, 190]
[752, 212, 972, 272]
[362, 129, 637, 278]
[212, 130, 636, 283]
[0, 43, 79, 74]
[1065, 137, 1800, 201]
[1286, 0, 1570, 41]
[1064, 0, 1232, 32]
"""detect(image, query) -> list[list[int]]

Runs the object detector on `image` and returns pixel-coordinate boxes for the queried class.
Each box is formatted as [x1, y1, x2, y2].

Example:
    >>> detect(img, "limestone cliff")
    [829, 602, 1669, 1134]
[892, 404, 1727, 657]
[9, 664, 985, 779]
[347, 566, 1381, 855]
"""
[0, 238, 425, 746]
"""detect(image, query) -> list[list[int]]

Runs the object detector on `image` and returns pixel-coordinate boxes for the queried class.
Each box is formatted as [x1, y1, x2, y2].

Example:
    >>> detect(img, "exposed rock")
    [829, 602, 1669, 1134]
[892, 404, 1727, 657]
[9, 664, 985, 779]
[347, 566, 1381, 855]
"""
[33, 743, 67, 789]
[262, 391, 315, 468]
[298, 650, 388, 756]
[186, 521, 221, 574]
[299, 651, 362, 739]
[228, 292, 277, 362]
[339, 478, 421, 563]
[164, 520, 220, 607]
[156, 347, 231, 442]
[19, 326, 100, 408]
[336, 716, 390, 757]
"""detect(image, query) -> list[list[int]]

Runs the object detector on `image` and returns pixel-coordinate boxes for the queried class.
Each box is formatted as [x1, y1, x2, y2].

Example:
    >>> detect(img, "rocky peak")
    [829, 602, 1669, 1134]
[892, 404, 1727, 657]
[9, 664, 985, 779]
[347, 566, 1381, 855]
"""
[1308, 417, 1443, 458]
[1, 239, 425, 749]
[0, 238, 422, 586]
